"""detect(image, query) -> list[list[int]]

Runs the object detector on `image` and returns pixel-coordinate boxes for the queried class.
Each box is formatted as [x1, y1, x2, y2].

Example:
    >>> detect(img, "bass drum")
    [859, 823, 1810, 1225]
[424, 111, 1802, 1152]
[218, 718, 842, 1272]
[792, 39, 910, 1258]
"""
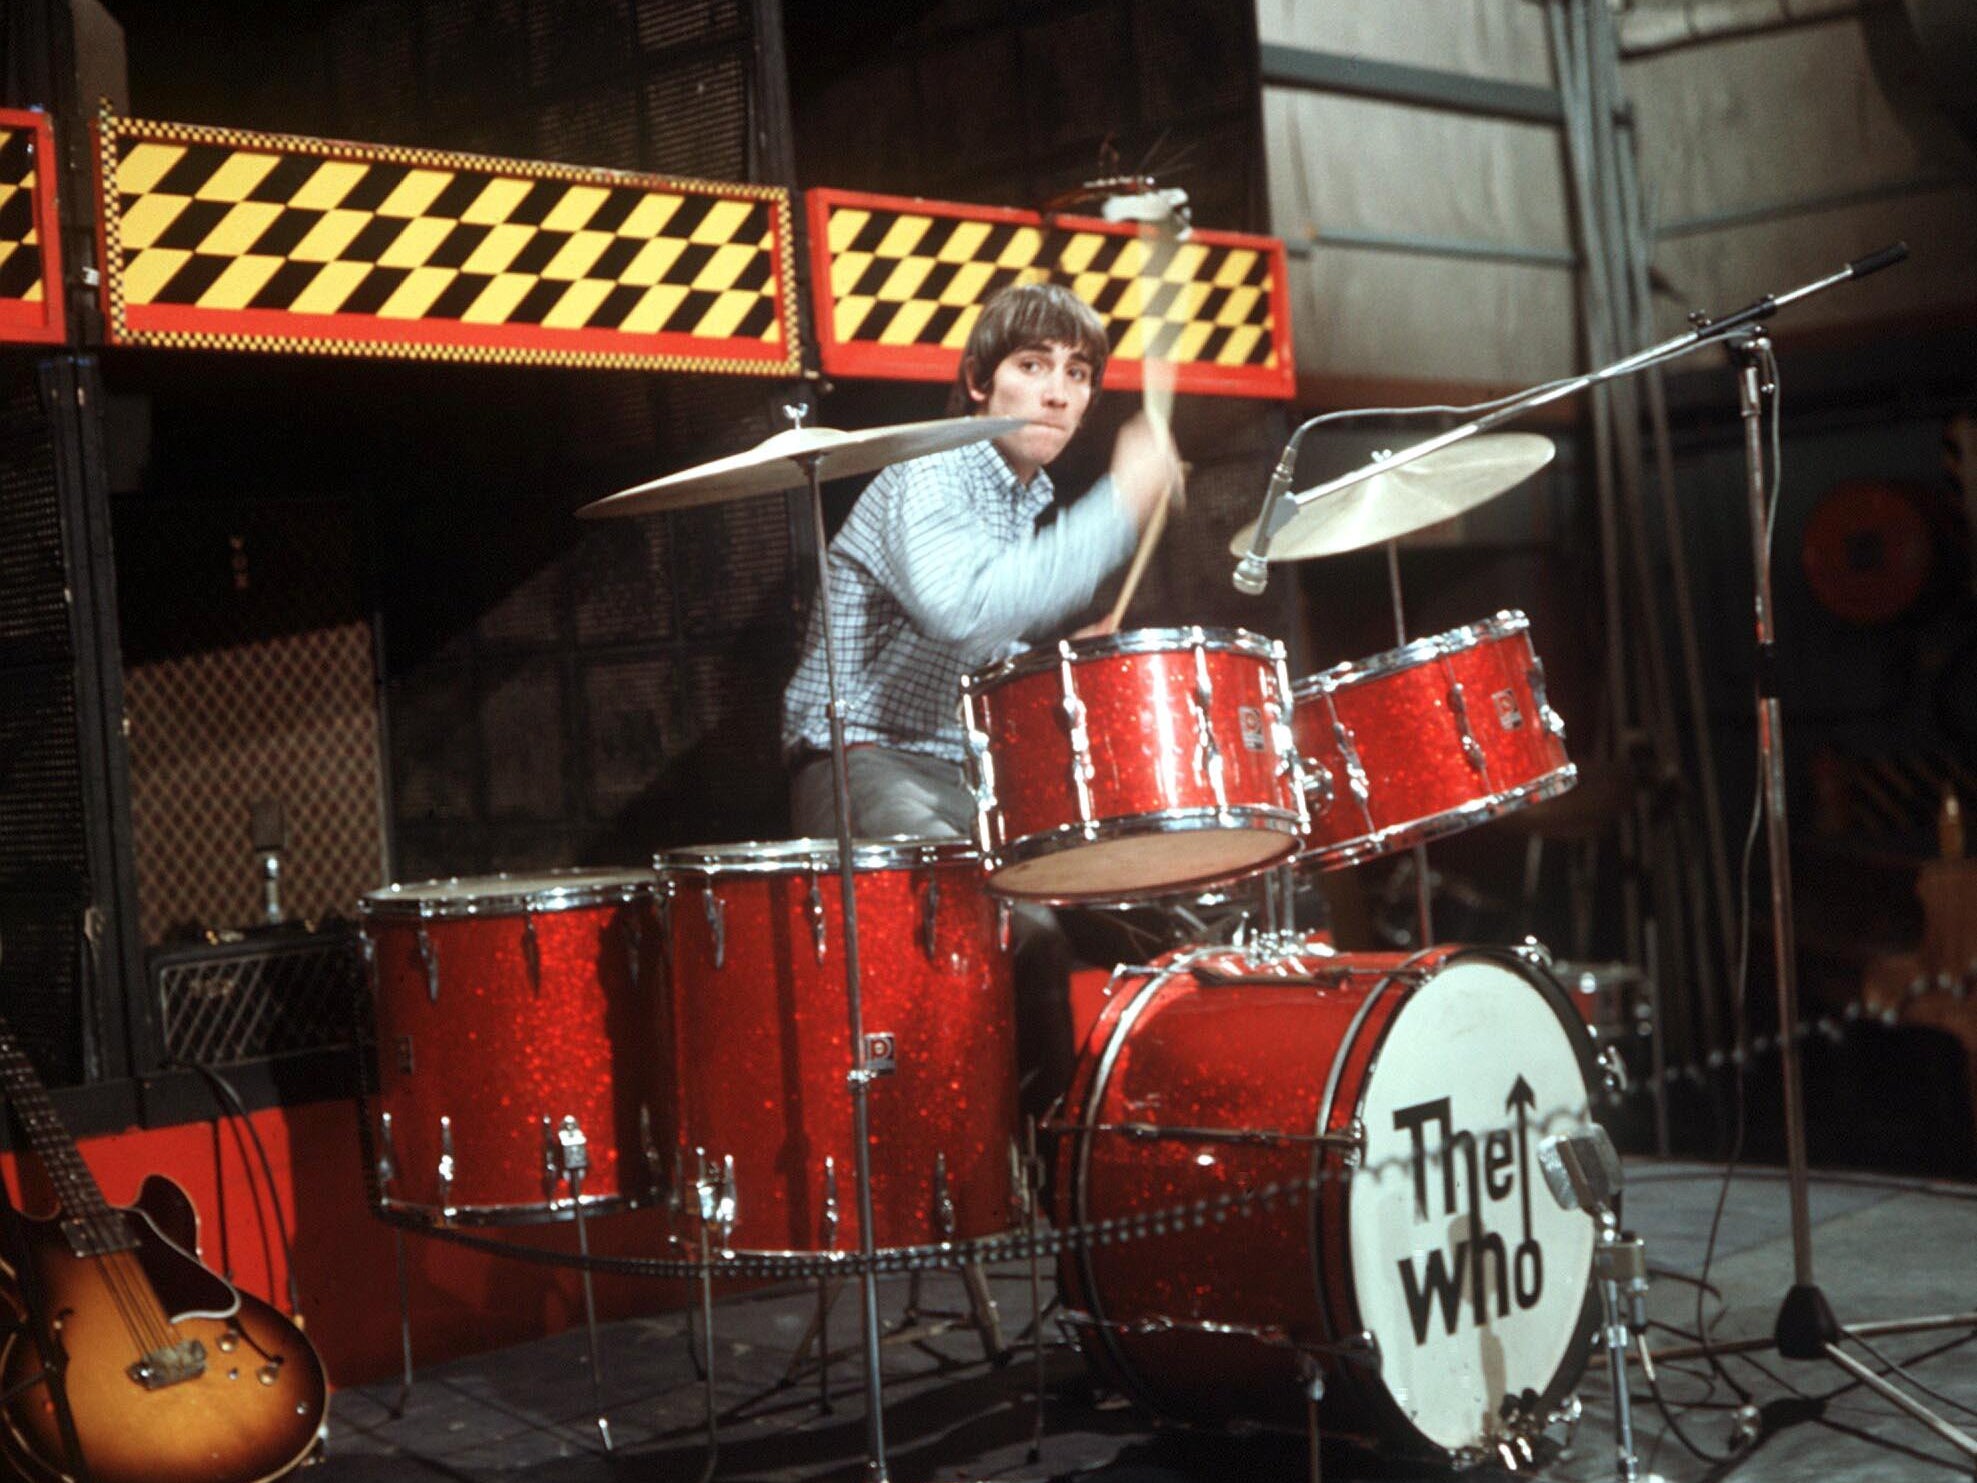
[1056, 942, 1598, 1465]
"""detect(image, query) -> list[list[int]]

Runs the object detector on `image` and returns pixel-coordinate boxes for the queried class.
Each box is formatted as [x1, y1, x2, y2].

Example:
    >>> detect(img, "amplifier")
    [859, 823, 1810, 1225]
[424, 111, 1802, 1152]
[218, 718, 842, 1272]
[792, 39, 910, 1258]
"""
[150, 923, 366, 1069]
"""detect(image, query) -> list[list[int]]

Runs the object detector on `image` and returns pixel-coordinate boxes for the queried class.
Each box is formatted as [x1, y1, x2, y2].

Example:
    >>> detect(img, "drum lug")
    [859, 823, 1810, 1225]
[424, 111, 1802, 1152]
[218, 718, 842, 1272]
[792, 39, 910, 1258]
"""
[1190, 633, 1229, 814]
[436, 1115, 456, 1212]
[622, 906, 643, 993]
[1513, 935, 1554, 969]
[694, 1152, 737, 1247]
[1270, 644, 1309, 829]
[997, 900, 1013, 953]
[919, 858, 941, 963]
[415, 921, 440, 1004]
[1056, 644, 1098, 828]
[932, 1151, 956, 1237]
[821, 1156, 840, 1249]
[1329, 706, 1373, 824]
[375, 1111, 397, 1191]
[543, 1114, 589, 1203]
[521, 910, 541, 992]
[1299, 757, 1335, 817]
[806, 873, 828, 964]
[1598, 1042, 1628, 1095]
[1446, 680, 1490, 780]
[1527, 656, 1568, 739]
[704, 887, 727, 970]
[1340, 1117, 1367, 1168]
[639, 1103, 663, 1188]
[962, 686, 1002, 850]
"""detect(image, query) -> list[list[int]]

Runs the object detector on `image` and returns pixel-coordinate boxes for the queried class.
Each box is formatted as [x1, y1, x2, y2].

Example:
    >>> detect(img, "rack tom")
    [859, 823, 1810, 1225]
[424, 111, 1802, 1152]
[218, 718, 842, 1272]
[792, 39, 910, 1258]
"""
[961, 627, 1306, 902]
[1291, 610, 1575, 867]
[359, 871, 667, 1226]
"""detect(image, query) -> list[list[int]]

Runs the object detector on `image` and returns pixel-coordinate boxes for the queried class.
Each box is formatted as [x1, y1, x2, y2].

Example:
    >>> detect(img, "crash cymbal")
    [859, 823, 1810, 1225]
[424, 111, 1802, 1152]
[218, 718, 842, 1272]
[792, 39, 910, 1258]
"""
[1228, 432, 1556, 561]
[577, 416, 1030, 517]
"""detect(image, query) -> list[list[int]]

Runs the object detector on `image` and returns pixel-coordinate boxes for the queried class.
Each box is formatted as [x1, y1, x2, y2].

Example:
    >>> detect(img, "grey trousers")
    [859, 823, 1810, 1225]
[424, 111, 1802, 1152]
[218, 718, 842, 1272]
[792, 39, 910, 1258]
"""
[789, 746, 1075, 1122]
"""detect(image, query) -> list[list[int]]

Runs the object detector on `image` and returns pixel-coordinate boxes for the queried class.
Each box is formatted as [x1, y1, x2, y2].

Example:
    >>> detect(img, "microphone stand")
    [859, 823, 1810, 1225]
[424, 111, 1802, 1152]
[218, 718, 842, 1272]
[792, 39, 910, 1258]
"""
[1235, 245, 1911, 577]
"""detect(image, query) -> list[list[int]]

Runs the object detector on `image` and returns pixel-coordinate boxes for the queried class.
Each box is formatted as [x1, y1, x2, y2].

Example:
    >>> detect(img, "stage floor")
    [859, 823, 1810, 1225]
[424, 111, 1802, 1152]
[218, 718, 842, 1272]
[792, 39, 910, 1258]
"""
[318, 1159, 1977, 1481]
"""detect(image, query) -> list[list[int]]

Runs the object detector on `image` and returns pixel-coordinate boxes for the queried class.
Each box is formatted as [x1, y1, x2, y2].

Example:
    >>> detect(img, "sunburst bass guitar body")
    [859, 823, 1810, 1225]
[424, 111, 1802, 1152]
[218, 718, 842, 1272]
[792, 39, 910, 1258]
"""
[0, 1019, 325, 1483]
[0, 1173, 326, 1483]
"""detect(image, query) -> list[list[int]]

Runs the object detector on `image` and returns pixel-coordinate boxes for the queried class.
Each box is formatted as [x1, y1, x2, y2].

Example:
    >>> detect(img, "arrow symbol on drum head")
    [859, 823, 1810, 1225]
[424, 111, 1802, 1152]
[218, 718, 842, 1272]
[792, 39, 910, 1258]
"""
[1507, 1075, 1536, 1243]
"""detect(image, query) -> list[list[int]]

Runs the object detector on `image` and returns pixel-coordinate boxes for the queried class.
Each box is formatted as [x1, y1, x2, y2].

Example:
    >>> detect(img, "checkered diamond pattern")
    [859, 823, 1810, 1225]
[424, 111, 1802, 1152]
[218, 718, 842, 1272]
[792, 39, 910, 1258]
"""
[124, 622, 385, 945]
[96, 107, 800, 374]
[807, 188, 1294, 400]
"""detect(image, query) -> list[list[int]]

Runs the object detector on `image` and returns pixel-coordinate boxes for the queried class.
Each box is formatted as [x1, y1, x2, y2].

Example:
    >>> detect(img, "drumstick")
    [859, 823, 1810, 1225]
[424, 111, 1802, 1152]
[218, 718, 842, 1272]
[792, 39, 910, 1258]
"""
[1096, 223, 1182, 636]
[1102, 491, 1168, 634]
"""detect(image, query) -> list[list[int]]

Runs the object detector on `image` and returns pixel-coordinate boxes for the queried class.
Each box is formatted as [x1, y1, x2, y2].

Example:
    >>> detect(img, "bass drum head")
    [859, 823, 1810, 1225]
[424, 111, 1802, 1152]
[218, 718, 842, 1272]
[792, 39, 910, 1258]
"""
[1338, 953, 1596, 1458]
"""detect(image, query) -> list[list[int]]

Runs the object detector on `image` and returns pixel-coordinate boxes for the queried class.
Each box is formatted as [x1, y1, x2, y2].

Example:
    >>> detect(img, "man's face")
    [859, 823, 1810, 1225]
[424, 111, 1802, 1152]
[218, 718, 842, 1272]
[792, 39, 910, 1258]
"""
[968, 340, 1095, 481]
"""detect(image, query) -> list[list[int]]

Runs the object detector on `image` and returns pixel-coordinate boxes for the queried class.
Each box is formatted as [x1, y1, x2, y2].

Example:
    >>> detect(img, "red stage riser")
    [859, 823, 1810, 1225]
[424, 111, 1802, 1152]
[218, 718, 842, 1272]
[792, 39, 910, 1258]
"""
[1, 1100, 696, 1391]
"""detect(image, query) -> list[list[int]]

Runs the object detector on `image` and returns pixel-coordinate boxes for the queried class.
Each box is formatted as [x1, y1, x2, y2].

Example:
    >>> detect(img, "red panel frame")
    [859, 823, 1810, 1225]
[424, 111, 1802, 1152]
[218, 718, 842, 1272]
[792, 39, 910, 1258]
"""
[0, 108, 66, 346]
[806, 186, 1294, 401]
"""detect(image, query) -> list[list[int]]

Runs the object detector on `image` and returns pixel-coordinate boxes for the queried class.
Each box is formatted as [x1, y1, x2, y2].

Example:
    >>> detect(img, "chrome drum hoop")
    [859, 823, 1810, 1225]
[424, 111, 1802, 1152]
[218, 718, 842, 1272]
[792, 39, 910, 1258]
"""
[1296, 766, 1577, 869]
[373, 1188, 646, 1229]
[964, 625, 1287, 694]
[655, 835, 982, 878]
[360, 868, 655, 921]
[1290, 609, 1532, 702]
[984, 805, 1305, 904]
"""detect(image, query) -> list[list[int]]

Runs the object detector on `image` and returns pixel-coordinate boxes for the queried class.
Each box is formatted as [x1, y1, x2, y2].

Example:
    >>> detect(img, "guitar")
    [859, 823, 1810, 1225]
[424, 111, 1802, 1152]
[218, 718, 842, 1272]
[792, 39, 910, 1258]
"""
[0, 1023, 327, 1483]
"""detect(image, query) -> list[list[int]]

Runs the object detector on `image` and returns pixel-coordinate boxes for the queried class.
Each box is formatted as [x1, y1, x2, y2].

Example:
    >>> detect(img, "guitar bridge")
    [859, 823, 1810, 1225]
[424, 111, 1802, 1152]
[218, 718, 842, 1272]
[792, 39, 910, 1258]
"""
[128, 1338, 207, 1390]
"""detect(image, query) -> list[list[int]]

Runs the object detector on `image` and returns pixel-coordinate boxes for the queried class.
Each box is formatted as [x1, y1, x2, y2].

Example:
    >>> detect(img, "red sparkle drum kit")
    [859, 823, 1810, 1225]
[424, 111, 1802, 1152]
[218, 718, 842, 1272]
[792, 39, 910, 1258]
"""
[358, 408, 1604, 1467]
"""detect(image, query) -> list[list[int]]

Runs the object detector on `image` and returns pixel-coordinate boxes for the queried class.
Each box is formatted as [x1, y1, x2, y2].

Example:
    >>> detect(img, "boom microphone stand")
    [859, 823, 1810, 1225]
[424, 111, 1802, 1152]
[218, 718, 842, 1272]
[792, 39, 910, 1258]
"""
[1730, 329, 1977, 1462]
[1240, 244, 1977, 1462]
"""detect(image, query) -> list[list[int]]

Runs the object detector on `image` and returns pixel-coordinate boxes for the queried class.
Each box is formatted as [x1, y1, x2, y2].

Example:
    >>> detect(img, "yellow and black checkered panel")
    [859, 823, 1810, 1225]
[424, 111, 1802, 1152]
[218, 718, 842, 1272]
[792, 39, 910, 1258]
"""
[96, 109, 800, 374]
[806, 188, 1293, 400]
[0, 110, 64, 345]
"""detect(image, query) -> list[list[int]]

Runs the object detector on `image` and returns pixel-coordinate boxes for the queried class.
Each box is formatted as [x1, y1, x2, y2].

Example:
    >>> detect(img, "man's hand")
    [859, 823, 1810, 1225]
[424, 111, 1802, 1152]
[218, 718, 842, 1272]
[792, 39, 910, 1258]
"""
[1109, 411, 1184, 526]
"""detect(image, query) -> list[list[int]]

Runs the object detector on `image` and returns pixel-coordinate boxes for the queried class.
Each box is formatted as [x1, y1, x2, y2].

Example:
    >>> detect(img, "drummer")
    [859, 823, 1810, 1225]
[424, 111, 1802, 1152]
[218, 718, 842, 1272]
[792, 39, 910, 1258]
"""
[783, 280, 1181, 1112]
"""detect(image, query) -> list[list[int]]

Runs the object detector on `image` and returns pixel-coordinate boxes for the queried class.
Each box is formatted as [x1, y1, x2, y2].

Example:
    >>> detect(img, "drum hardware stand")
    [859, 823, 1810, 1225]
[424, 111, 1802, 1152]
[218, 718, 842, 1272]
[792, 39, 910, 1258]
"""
[1723, 328, 1977, 1466]
[694, 1220, 720, 1483]
[1023, 1116, 1048, 1466]
[1383, 537, 1434, 951]
[795, 407, 896, 1481]
[390, 1226, 415, 1418]
[545, 1116, 613, 1452]
[1538, 1127, 1662, 1483]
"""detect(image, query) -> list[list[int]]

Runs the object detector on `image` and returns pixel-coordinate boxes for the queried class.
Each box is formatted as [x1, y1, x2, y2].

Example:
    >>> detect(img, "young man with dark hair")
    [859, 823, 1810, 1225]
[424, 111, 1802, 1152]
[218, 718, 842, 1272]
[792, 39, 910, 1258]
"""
[782, 281, 1179, 1116]
[783, 280, 1178, 839]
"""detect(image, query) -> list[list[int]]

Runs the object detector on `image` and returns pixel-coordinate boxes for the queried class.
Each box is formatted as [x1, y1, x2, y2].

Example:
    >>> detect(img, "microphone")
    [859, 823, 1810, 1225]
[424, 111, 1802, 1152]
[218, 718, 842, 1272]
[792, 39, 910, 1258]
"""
[1846, 241, 1907, 279]
[1233, 437, 1301, 595]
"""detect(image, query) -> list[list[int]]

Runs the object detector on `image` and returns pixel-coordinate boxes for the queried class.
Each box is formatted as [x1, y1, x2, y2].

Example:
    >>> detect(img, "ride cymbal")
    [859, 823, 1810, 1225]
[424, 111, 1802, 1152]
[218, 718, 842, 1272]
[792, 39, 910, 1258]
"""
[577, 416, 1030, 517]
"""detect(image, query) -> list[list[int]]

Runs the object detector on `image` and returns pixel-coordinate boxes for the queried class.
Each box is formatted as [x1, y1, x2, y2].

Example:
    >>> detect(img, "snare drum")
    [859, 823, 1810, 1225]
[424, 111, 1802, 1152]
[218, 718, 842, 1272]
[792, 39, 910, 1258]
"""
[1292, 610, 1575, 867]
[659, 838, 1017, 1254]
[961, 628, 1306, 902]
[359, 871, 666, 1225]
[1057, 941, 1597, 1463]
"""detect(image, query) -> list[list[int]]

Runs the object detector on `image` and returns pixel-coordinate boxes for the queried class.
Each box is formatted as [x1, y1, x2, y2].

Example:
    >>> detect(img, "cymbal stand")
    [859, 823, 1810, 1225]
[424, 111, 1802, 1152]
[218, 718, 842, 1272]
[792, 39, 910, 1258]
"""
[1384, 538, 1433, 950]
[1729, 332, 1977, 1463]
[795, 426, 894, 1482]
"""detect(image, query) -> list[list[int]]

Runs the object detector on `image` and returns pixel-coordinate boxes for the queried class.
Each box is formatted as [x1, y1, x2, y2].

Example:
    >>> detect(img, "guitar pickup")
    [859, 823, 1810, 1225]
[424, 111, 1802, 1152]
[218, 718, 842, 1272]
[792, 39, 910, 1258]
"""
[128, 1338, 207, 1390]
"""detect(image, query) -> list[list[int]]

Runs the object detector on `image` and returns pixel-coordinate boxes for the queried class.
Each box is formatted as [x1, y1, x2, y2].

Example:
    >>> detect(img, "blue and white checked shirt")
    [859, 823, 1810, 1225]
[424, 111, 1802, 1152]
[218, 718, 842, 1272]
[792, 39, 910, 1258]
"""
[782, 439, 1139, 766]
